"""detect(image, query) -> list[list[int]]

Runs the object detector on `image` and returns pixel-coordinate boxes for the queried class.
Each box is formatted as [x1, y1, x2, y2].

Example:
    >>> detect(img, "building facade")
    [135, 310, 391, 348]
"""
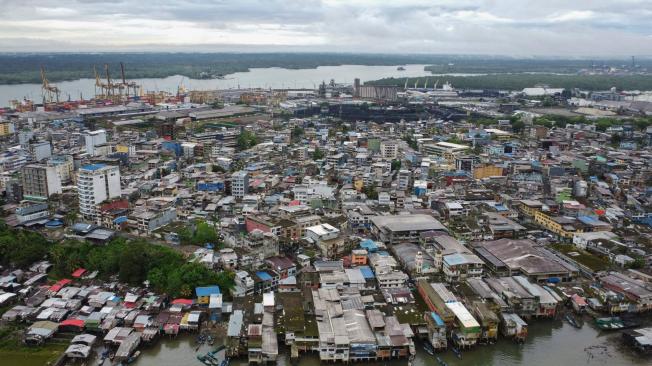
[78, 164, 121, 220]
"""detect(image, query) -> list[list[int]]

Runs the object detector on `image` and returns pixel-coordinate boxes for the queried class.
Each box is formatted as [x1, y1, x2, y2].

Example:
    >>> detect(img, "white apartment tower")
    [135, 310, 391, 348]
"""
[78, 164, 121, 219]
[84, 130, 107, 157]
[231, 170, 249, 199]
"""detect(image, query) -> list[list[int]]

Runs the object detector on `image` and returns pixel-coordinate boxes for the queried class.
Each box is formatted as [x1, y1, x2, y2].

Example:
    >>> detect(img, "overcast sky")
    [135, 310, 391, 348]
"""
[1, 0, 651, 56]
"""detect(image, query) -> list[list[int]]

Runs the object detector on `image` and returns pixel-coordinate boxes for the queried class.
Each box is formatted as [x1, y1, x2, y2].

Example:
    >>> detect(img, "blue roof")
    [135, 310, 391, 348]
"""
[113, 216, 128, 224]
[45, 220, 64, 228]
[360, 239, 378, 251]
[256, 271, 272, 281]
[443, 253, 470, 266]
[494, 204, 508, 212]
[359, 266, 375, 279]
[81, 163, 107, 171]
[430, 312, 445, 327]
[577, 216, 600, 225]
[195, 286, 221, 297]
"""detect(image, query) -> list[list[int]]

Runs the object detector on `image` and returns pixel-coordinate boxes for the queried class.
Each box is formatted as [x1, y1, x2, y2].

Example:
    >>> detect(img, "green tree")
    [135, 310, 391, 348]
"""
[236, 130, 258, 151]
[291, 126, 304, 142]
[391, 160, 402, 171]
[312, 147, 325, 160]
[610, 133, 622, 146]
[363, 185, 378, 200]
[194, 221, 220, 245]
[511, 120, 525, 133]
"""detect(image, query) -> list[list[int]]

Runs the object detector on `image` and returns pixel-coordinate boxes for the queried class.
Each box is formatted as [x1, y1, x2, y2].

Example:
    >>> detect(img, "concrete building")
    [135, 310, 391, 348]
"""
[0, 121, 15, 136]
[231, 170, 249, 199]
[371, 214, 447, 245]
[473, 239, 578, 283]
[84, 130, 107, 157]
[48, 155, 74, 184]
[380, 141, 398, 159]
[78, 164, 121, 220]
[130, 208, 177, 233]
[357, 85, 399, 101]
[21, 164, 62, 200]
[30, 141, 52, 162]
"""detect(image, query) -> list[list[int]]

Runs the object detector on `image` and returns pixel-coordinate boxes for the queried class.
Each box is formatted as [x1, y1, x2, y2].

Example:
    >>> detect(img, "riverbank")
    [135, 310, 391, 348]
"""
[121, 317, 650, 366]
[0, 64, 432, 107]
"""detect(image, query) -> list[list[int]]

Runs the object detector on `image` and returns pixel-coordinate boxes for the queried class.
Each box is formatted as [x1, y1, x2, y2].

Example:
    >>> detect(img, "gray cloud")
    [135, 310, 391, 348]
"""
[0, 0, 651, 55]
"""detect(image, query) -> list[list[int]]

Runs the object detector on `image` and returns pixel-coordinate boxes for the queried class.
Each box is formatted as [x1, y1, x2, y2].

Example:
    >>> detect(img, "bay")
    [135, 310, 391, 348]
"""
[0, 64, 434, 108]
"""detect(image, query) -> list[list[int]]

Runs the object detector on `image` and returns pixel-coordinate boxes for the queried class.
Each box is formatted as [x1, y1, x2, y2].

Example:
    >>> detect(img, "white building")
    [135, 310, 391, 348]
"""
[380, 140, 398, 159]
[376, 270, 409, 289]
[31, 141, 52, 162]
[77, 164, 121, 220]
[305, 223, 340, 243]
[84, 130, 107, 157]
[397, 170, 411, 191]
[231, 170, 249, 199]
[378, 192, 391, 206]
[292, 181, 335, 205]
[48, 155, 74, 184]
[181, 142, 197, 158]
[21, 164, 62, 200]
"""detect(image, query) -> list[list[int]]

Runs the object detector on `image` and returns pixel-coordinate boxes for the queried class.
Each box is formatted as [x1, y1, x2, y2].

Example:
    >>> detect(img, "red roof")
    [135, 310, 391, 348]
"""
[50, 278, 72, 292]
[571, 294, 587, 306]
[288, 200, 301, 206]
[71, 268, 87, 278]
[49, 284, 63, 292]
[594, 209, 606, 216]
[171, 298, 193, 305]
[59, 319, 84, 328]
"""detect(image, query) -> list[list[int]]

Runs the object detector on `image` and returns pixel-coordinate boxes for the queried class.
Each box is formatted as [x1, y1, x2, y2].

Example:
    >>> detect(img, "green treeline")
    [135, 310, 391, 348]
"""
[0, 53, 433, 84]
[1, 53, 650, 85]
[0, 223, 234, 298]
[469, 115, 652, 132]
[370, 74, 652, 91]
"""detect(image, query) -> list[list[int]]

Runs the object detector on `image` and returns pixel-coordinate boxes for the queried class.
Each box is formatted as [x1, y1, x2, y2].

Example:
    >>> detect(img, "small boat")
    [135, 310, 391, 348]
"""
[397, 66, 406, 71]
[595, 317, 625, 330]
[565, 313, 582, 328]
[127, 350, 141, 364]
[422, 342, 435, 356]
[452, 346, 462, 359]
[435, 356, 448, 366]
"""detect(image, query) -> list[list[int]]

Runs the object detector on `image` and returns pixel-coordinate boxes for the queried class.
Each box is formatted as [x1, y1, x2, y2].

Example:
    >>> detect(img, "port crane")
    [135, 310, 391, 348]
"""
[40, 66, 60, 103]
[93, 63, 141, 100]
[94, 65, 111, 98]
[119, 62, 140, 97]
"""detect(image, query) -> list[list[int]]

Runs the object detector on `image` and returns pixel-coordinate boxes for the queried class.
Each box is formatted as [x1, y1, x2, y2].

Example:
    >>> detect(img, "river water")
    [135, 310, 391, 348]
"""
[0, 64, 434, 108]
[130, 319, 649, 366]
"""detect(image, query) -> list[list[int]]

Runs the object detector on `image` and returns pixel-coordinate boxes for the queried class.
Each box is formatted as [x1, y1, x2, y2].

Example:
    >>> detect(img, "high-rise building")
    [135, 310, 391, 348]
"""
[231, 170, 249, 199]
[84, 130, 107, 156]
[30, 141, 52, 162]
[0, 121, 15, 136]
[21, 164, 62, 200]
[380, 140, 398, 159]
[78, 164, 121, 220]
[48, 155, 75, 184]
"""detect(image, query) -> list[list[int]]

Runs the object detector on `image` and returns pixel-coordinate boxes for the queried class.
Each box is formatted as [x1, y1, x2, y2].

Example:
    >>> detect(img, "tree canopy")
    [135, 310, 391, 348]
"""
[176, 220, 221, 246]
[0, 223, 233, 298]
[236, 130, 259, 151]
